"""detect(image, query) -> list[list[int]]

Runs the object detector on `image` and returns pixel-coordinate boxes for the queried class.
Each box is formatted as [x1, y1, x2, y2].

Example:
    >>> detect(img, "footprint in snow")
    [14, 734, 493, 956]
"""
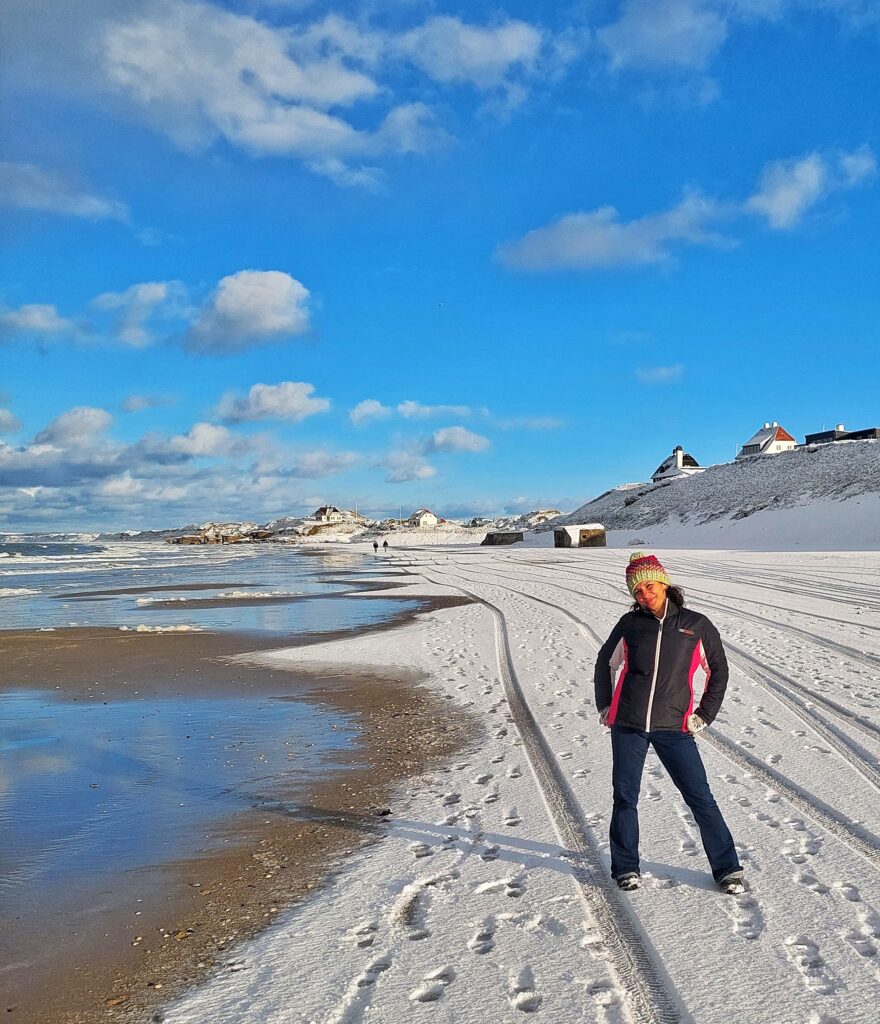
[482, 789, 500, 805]
[356, 958, 392, 988]
[409, 966, 455, 1003]
[473, 773, 493, 785]
[479, 843, 500, 861]
[508, 965, 542, 1013]
[832, 881, 861, 902]
[504, 807, 523, 827]
[795, 870, 830, 895]
[409, 842, 433, 859]
[784, 935, 838, 995]
[441, 792, 461, 806]
[468, 917, 496, 954]
[350, 920, 379, 948]
[506, 765, 522, 779]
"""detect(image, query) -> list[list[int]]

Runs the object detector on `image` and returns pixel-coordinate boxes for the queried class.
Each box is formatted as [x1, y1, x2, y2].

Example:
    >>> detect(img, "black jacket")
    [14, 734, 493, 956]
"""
[594, 602, 729, 732]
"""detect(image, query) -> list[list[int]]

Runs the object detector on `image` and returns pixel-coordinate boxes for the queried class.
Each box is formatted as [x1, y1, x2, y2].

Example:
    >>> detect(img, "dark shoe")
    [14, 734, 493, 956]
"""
[719, 870, 745, 895]
[616, 872, 641, 891]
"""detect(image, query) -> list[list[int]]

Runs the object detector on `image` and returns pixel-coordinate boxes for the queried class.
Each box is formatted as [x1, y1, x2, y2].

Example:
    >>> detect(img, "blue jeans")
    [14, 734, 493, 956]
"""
[610, 725, 741, 882]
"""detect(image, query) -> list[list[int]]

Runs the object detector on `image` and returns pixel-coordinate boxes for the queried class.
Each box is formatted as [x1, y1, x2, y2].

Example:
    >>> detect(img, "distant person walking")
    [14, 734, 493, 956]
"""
[594, 552, 744, 895]
[373, 541, 379, 554]
[382, 540, 389, 553]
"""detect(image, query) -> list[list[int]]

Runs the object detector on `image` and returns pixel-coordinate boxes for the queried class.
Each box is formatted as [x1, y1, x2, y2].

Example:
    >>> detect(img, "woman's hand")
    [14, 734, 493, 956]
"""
[598, 707, 611, 728]
[687, 712, 707, 735]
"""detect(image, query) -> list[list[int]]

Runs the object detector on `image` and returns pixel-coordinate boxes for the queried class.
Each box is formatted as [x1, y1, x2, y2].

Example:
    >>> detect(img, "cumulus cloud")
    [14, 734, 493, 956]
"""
[498, 192, 728, 271]
[398, 400, 472, 419]
[500, 144, 876, 272]
[395, 16, 543, 89]
[185, 271, 310, 354]
[216, 381, 330, 423]
[94, 2, 449, 184]
[92, 281, 183, 346]
[0, 303, 77, 338]
[34, 406, 113, 447]
[166, 422, 251, 458]
[0, 161, 128, 221]
[0, 409, 23, 434]
[745, 146, 877, 229]
[349, 399, 393, 426]
[635, 364, 685, 385]
[599, 0, 728, 72]
[420, 426, 490, 454]
[381, 451, 437, 484]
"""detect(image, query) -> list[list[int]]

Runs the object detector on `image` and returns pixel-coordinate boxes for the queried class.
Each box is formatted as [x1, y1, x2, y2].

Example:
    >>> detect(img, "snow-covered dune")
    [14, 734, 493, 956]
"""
[556, 440, 880, 550]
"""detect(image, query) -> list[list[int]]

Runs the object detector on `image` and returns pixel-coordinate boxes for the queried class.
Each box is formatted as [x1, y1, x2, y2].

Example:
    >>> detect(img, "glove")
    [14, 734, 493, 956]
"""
[598, 707, 610, 728]
[687, 713, 707, 735]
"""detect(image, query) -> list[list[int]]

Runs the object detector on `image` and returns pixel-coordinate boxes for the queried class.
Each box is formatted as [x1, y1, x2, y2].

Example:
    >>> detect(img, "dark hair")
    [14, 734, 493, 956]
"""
[631, 584, 685, 612]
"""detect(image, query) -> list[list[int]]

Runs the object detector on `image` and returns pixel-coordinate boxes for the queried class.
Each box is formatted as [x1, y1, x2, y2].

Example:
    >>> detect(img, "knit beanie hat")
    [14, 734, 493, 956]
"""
[625, 551, 671, 596]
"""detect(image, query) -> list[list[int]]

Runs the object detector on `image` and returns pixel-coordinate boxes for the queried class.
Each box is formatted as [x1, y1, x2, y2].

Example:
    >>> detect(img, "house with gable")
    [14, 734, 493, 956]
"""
[736, 422, 796, 460]
[312, 505, 345, 524]
[651, 445, 705, 483]
[407, 508, 439, 528]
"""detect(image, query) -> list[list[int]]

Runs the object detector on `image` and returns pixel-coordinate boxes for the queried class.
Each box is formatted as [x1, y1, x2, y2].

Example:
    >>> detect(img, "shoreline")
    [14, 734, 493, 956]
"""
[0, 596, 479, 1024]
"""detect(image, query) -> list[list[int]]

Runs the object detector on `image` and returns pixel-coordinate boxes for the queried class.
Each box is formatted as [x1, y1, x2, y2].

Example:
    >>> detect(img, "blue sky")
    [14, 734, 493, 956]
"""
[1, 0, 878, 530]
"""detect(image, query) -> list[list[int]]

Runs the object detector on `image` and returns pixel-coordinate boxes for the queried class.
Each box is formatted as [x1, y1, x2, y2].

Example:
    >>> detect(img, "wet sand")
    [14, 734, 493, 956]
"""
[0, 596, 478, 1024]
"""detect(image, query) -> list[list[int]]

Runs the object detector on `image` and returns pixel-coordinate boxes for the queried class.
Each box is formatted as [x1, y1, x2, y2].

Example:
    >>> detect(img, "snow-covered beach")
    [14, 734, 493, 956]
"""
[158, 545, 880, 1024]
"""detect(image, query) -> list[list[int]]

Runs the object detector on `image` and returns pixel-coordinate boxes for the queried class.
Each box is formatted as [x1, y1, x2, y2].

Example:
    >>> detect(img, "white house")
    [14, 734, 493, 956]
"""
[651, 445, 706, 483]
[407, 508, 439, 528]
[736, 422, 796, 460]
[312, 505, 344, 523]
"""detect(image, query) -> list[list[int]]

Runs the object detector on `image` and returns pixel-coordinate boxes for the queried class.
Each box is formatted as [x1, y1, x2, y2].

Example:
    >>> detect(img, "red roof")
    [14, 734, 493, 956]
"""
[774, 426, 796, 442]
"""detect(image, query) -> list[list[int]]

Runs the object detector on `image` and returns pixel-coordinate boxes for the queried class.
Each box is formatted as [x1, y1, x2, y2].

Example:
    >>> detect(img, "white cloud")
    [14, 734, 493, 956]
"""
[599, 0, 728, 72]
[92, 280, 181, 346]
[395, 16, 543, 89]
[501, 144, 876, 273]
[421, 426, 490, 454]
[349, 399, 392, 426]
[185, 271, 310, 354]
[0, 409, 23, 434]
[381, 451, 437, 484]
[498, 192, 728, 271]
[0, 161, 128, 221]
[96, 2, 448, 185]
[216, 381, 330, 423]
[97, 472, 146, 498]
[398, 400, 472, 419]
[746, 146, 877, 229]
[167, 422, 248, 457]
[0, 303, 76, 338]
[34, 406, 113, 447]
[635, 364, 685, 385]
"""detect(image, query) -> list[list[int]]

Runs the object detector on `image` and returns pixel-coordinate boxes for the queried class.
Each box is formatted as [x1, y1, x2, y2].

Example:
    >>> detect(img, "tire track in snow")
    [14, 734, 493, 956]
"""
[421, 557, 880, 872]
[399, 559, 685, 1024]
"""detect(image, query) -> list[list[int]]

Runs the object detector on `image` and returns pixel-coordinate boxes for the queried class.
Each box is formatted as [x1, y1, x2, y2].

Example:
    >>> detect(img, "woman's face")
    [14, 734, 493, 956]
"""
[633, 579, 668, 615]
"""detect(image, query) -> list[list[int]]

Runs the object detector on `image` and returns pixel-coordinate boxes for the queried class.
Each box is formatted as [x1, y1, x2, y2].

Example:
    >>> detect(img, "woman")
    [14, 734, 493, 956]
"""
[594, 551, 744, 895]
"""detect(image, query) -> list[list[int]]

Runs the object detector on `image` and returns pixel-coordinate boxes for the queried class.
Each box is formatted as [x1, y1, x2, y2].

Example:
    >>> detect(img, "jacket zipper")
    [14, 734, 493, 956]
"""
[645, 605, 667, 730]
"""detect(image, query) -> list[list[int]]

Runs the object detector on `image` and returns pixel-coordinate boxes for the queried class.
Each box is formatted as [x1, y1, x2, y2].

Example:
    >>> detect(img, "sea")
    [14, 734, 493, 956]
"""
[0, 535, 420, 989]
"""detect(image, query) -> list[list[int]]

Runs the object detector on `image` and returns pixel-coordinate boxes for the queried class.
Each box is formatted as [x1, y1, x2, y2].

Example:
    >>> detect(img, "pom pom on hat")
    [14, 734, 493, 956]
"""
[625, 551, 671, 596]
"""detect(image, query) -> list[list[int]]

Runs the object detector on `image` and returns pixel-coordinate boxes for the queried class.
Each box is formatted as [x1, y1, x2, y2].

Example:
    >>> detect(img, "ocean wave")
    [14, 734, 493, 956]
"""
[118, 624, 202, 633]
[0, 587, 40, 598]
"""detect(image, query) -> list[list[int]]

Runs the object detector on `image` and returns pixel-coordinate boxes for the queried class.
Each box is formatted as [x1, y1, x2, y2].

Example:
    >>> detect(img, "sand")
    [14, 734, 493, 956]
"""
[0, 596, 478, 1024]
